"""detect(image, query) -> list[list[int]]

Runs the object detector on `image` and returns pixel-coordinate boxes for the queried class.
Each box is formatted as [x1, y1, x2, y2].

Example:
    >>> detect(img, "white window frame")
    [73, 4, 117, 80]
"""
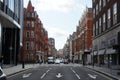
[103, 14, 106, 31]
[113, 3, 117, 24]
[26, 41, 30, 50]
[99, 0, 101, 11]
[96, 21, 98, 35]
[31, 41, 34, 50]
[31, 21, 34, 27]
[107, 8, 111, 28]
[26, 31, 30, 38]
[27, 21, 30, 27]
[103, 0, 106, 7]
[96, 4, 98, 15]
[31, 31, 34, 38]
[99, 18, 101, 33]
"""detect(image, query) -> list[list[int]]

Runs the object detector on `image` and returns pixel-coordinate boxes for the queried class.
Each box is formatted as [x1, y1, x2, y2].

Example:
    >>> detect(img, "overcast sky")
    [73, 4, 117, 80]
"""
[24, 0, 92, 50]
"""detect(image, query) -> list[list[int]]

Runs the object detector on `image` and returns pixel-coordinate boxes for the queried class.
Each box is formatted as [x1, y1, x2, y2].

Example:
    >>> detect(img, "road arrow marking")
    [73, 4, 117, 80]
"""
[56, 73, 63, 78]
[88, 74, 97, 79]
[23, 73, 32, 78]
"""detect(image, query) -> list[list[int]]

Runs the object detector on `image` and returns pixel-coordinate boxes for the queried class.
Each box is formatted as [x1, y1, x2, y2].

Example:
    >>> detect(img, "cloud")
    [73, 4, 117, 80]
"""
[45, 25, 70, 38]
[24, 0, 86, 13]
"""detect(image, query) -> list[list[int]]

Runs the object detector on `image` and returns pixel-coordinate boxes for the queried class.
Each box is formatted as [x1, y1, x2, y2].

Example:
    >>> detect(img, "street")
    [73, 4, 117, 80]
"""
[8, 64, 113, 80]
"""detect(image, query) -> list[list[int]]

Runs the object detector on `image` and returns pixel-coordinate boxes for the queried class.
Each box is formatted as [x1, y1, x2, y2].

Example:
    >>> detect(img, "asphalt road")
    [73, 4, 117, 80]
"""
[8, 64, 113, 80]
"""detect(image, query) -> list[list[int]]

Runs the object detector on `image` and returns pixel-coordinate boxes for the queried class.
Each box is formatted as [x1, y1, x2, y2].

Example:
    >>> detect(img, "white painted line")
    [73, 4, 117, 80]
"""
[71, 68, 76, 74]
[75, 74, 81, 79]
[46, 70, 50, 73]
[71, 68, 80, 79]
[41, 73, 46, 79]
[40, 68, 51, 79]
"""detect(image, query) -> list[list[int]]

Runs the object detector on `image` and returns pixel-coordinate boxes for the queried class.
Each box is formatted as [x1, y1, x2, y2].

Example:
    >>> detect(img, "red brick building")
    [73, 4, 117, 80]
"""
[73, 7, 93, 64]
[20, 0, 48, 63]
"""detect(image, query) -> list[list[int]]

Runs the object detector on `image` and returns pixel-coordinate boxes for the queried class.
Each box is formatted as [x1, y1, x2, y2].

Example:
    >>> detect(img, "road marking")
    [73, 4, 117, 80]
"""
[23, 73, 32, 78]
[71, 68, 80, 79]
[75, 74, 81, 79]
[41, 73, 46, 79]
[40, 68, 51, 79]
[86, 68, 113, 80]
[8, 69, 31, 79]
[56, 73, 63, 78]
[88, 74, 97, 79]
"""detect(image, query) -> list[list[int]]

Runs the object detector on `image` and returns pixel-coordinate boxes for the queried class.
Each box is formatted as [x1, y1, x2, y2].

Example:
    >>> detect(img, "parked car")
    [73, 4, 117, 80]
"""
[47, 57, 54, 64]
[64, 59, 68, 64]
[0, 67, 7, 80]
[54, 59, 61, 64]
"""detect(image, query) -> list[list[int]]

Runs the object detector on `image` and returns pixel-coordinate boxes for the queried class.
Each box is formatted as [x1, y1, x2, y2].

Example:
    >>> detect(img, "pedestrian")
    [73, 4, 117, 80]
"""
[0, 56, 3, 68]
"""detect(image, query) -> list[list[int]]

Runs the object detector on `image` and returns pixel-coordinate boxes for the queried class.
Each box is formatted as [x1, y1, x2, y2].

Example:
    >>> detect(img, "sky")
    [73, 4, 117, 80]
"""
[24, 0, 92, 50]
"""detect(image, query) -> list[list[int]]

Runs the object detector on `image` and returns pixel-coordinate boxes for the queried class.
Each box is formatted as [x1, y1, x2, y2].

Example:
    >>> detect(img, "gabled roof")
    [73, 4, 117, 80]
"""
[27, 0, 34, 12]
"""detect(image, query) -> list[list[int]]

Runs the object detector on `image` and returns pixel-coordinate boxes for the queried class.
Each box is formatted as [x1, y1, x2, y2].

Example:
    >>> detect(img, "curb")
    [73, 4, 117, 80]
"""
[86, 67, 120, 80]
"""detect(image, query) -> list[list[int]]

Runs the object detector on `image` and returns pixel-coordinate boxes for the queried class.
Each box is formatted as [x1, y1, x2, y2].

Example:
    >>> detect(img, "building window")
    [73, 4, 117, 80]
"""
[32, 12, 35, 18]
[96, 4, 98, 15]
[93, 24, 95, 37]
[31, 41, 34, 50]
[26, 42, 30, 50]
[30, 54, 33, 61]
[103, 14, 106, 31]
[8, 0, 14, 12]
[103, 0, 106, 7]
[31, 31, 34, 38]
[113, 3, 117, 24]
[27, 21, 30, 27]
[31, 21, 34, 27]
[99, 18, 101, 33]
[27, 12, 30, 17]
[26, 31, 30, 38]
[26, 54, 29, 61]
[99, 0, 101, 11]
[93, 8, 95, 18]
[96, 21, 98, 35]
[107, 8, 111, 28]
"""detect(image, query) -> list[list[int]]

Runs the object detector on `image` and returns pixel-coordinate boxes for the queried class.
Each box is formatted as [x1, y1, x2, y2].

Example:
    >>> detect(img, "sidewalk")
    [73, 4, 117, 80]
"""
[2, 64, 40, 76]
[86, 65, 120, 80]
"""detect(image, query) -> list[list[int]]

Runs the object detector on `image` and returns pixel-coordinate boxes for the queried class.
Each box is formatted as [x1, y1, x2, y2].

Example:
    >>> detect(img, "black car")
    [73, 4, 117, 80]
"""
[0, 67, 7, 80]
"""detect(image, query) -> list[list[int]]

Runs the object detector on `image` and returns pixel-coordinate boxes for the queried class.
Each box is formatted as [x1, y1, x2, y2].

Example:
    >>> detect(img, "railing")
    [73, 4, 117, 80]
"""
[0, 1, 19, 24]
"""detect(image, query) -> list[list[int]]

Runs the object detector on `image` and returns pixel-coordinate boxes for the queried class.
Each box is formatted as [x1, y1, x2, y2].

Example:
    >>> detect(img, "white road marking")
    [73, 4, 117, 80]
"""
[71, 68, 80, 79]
[75, 74, 81, 79]
[23, 73, 32, 78]
[41, 73, 46, 79]
[56, 73, 63, 78]
[40, 68, 51, 79]
[88, 74, 97, 79]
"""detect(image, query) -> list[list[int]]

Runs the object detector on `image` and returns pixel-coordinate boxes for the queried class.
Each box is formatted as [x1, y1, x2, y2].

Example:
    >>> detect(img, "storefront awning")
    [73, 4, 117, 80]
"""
[106, 48, 116, 54]
[98, 49, 105, 55]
